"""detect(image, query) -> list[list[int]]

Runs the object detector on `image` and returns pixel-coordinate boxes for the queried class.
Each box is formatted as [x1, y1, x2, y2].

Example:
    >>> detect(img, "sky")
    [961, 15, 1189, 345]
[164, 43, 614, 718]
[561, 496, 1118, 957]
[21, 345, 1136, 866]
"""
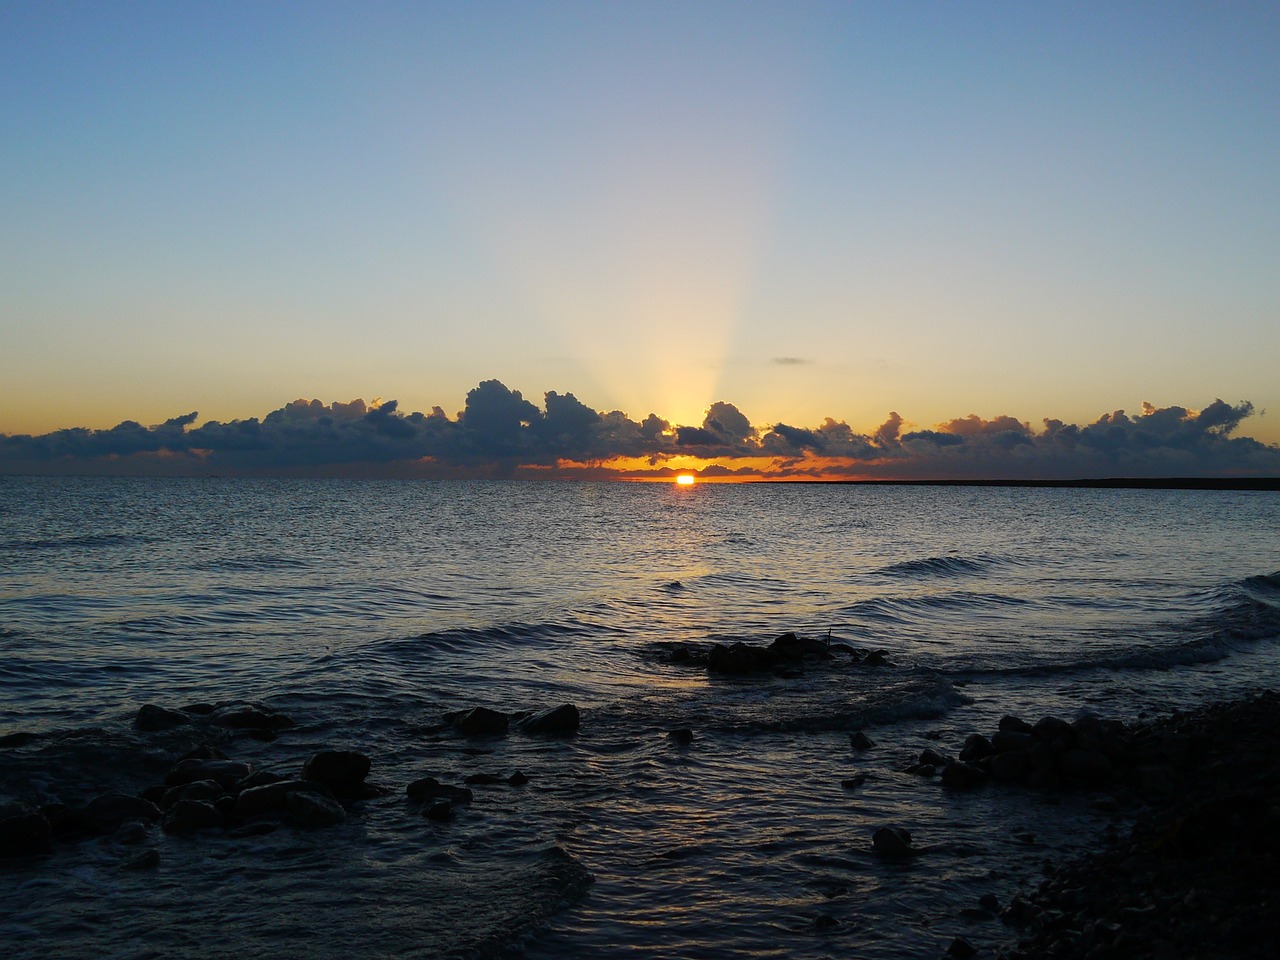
[2, 1, 1279, 480]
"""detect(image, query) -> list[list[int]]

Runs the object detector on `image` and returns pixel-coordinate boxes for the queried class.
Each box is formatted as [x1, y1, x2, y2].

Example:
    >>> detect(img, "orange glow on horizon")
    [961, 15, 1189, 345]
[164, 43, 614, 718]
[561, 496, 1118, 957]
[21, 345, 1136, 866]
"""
[675, 473, 696, 486]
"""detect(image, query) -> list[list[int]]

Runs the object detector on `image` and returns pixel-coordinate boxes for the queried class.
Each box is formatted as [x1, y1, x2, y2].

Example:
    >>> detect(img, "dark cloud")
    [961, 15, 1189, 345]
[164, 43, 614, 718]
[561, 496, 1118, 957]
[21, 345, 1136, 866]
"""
[772, 357, 813, 366]
[1, 384, 1277, 480]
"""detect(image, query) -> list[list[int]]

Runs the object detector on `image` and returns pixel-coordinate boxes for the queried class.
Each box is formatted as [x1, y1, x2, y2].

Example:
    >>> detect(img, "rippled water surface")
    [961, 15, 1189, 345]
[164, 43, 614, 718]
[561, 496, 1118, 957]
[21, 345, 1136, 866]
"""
[1, 477, 1279, 958]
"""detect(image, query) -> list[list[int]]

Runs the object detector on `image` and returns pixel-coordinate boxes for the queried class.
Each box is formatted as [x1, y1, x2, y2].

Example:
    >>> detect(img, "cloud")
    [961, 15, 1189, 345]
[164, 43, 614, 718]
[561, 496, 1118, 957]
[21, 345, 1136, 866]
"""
[2, 384, 1277, 481]
[771, 357, 813, 366]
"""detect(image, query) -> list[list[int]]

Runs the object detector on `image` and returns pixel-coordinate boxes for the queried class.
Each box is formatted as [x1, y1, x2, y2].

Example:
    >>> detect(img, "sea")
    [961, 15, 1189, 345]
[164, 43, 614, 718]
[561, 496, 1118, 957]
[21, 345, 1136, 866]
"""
[1, 476, 1278, 959]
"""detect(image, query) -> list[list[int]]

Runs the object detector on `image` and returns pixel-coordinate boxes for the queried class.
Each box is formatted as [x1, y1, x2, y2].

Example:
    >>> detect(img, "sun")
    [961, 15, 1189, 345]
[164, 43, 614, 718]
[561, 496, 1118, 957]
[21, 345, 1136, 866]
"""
[675, 474, 696, 486]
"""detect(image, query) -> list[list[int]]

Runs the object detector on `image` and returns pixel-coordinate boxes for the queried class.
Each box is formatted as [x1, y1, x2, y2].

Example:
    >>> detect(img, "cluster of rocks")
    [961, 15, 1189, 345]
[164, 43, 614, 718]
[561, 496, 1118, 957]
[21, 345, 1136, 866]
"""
[0, 698, 573, 862]
[991, 691, 1280, 959]
[662, 631, 890, 676]
[899, 711, 1136, 793]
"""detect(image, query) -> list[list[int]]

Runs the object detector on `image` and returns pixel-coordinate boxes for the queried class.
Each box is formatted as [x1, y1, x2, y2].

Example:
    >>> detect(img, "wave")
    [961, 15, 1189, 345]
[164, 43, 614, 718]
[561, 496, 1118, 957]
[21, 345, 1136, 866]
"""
[876, 554, 1006, 578]
[841, 591, 1030, 624]
[0, 532, 153, 552]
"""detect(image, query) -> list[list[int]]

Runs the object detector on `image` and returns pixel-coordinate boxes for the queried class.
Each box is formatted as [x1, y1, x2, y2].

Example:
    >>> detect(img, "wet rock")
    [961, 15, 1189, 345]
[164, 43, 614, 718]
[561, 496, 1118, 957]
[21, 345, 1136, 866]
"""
[425, 800, 454, 822]
[123, 848, 160, 870]
[165, 758, 252, 789]
[1059, 748, 1114, 783]
[178, 744, 230, 762]
[208, 702, 294, 730]
[959, 733, 994, 762]
[83, 793, 162, 833]
[134, 704, 191, 731]
[508, 771, 529, 786]
[991, 730, 1033, 753]
[947, 936, 978, 958]
[519, 703, 581, 735]
[228, 821, 279, 838]
[941, 761, 989, 790]
[862, 650, 889, 666]
[302, 750, 371, 796]
[162, 799, 225, 834]
[708, 642, 763, 675]
[235, 779, 332, 820]
[161, 779, 226, 809]
[768, 631, 831, 660]
[920, 747, 953, 768]
[850, 731, 875, 751]
[872, 825, 914, 859]
[0, 810, 52, 857]
[999, 715, 1034, 734]
[814, 913, 839, 930]
[406, 777, 473, 806]
[988, 748, 1034, 783]
[445, 706, 510, 736]
[669, 728, 694, 745]
[0, 731, 40, 748]
[286, 791, 346, 829]
[841, 774, 868, 790]
[114, 819, 149, 845]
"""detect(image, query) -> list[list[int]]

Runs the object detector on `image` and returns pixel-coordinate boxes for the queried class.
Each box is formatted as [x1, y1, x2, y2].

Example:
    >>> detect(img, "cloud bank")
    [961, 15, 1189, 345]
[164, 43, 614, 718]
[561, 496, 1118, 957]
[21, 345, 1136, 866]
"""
[2, 381, 1277, 481]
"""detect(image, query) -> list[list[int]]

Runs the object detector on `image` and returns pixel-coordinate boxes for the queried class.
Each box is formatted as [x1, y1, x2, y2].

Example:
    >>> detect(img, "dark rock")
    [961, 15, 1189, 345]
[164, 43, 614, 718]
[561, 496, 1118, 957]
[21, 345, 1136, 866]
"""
[235, 780, 332, 820]
[161, 779, 225, 810]
[872, 825, 913, 858]
[999, 715, 1034, 734]
[941, 761, 989, 790]
[114, 819, 149, 845]
[1059, 748, 1114, 783]
[959, 733, 994, 762]
[1033, 715, 1075, 747]
[863, 650, 889, 666]
[162, 799, 225, 834]
[0, 811, 52, 857]
[519, 703, 581, 735]
[920, 747, 953, 767]
[178, 744, 230, 762]
[979, 893, 1001, 913]
[669, 728, 694, 745]
[123, 849, 160, 870]
[947, 936, 978, 958]
[208, 702, 294, 730]
[134, 704, 191, 731]
[181, 702, 216, 715]
[768, 631, 830, 660]
[445, 706, 510, 736]
[228, 821, 279, 838]
[302, 750, 371, 796]
[0, 731, 40, 748]
[508, 771, 529, 786]
[425, 800, 454, 822]
[286, 791, 346, 829]
[708, 642, 762, 675]
[991, 730, 1033, 753]
[988, 748, 1034, 783]
[406, 777, 473, 806]
[83, 793, 162, 832]
[841, 774, 868, 790]
[850, 731, 875, 751]
[814, 913, 839, 930]
[236, 769, 288, 791]
[165, 758, 252, 788]
[907, 763, 937, 777]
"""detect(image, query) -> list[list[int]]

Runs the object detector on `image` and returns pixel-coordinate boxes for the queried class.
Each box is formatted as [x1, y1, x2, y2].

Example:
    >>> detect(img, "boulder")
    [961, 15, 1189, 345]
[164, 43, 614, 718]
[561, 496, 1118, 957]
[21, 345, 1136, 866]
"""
[302, 750, 371, 796]
[286, 791, 346, 829]
[134, 704, 191, 731]
[123, 849, 160, 870]
[162, 799, 225, 834]
[998, 715, 1034, 734]
[83, 793, 162, 833]
[208, 702, 294, 730]
[161, 779, 226, 809]
[767, 632, 830, 660]
[941, 761, 989, 790]
[872, 825, 914, 859]
[508, 771, 529, 786]
[850, 731, 875, 751]
[235, 780, 331, 820]
[0, 810, 52, 857]
[519, 703, 581, 735]
[406, 777, 473, 806]
[1059, 748, 1114, 783]
[959, 733, 994, 762]
[708, 642, 763, 675]
[445, 706, 510, 736]
[988, 749, 1034, 783]
[165, 759, 252, 788]
[991, 730, 1033, 754]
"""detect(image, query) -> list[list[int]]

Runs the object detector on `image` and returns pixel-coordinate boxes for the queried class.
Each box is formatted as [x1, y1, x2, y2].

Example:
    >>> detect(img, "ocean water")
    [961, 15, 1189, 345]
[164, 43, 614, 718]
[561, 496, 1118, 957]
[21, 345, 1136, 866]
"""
[1, 476, 1278, 958]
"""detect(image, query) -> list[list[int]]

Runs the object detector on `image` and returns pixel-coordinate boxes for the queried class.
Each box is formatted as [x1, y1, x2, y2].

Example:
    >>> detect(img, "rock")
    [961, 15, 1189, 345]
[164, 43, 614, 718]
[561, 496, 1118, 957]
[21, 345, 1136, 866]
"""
[508, 771, 529, 786]
[0, 810, 52, 857]
[83, 793, 162, 833]
[979, 893, 1001, 913]
[947, 936, 978, 958]
[178, 744, 230, 762]
[669, 728, 694, 745]
[841, 774, 868, 790]
[991, 730, 1033, 753]
[161, 779, 226, 809]
[708, 642, 763, 675]
[941, 761, 989, 790]
[208, 702, 294, 730]
[850, 731, 875, 751]
[988, 748, 1032, 782]
[1033, 715, 1075, 747]
[406, 777, 473, 806]
[114, 819, 149, 845]
[165, 759, 252, 788]
[959, 733, 994, 762]
[425, 800, 454, 822]
[863, 650, 889, 666]
[464, 773, 508, 786]
[123, 849, 161, 870]
[872, 825, 913, 859]
[134, 704, 191, 731]
[999, 715, 1034, 734]
[162, 799, 225, 834]
[814, 913, 839, 930]
[767, 632, 830, 660]
[920, 747, 952, 767]
[445, 706, 510, 736]
[519, 703, 581, 735]
[286, 791, 346, 829]
[235, 780, 331, 820]
[302, 750, 371, 796]
[1059, 748, 1114, 783]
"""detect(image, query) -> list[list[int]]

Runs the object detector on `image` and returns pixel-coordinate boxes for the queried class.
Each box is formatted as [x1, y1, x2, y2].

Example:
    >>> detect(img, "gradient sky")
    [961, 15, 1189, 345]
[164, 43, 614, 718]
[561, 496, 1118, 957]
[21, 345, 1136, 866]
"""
[3, 1, 1279, 448]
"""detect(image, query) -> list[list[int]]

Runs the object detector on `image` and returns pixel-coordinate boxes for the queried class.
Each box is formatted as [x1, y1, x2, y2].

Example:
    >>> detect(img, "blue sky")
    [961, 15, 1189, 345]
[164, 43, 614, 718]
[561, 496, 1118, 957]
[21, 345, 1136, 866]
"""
[3, 1, 1278, 456]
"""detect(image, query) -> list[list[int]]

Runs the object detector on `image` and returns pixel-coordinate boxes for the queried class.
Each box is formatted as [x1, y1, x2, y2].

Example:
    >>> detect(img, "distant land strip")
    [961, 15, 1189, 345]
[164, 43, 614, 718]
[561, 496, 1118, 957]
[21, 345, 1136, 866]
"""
[766, 478, 1280, 491]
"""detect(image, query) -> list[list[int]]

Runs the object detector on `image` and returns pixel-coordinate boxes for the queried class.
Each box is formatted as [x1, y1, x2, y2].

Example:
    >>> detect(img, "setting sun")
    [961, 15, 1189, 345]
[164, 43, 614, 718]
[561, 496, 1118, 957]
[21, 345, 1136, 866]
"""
[675, 474, 696, 486]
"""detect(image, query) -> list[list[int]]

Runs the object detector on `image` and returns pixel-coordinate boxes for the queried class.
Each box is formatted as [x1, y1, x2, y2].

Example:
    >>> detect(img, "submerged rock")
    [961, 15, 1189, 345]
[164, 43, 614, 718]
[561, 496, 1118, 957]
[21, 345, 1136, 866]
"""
[850, 731, 875, 751]
[83, 793, 162, 833]
[406, 777, 473, 807]
[162, 799, 225, 834]
[872, 825, 914, 859]
[446, 706, 510, 737]
[134, 704, 191, 731]
[0, 810, 52, 857]
[519, 703, 581, 735]
[286, 791, 346, 829]
[302, 750, 371, 796]
[165, 758, 252, 789]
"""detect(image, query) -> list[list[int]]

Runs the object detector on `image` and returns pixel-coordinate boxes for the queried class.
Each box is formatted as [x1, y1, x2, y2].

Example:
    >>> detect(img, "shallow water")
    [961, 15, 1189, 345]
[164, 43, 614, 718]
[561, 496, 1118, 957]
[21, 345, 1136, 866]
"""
[1, 477, 1278, 958]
